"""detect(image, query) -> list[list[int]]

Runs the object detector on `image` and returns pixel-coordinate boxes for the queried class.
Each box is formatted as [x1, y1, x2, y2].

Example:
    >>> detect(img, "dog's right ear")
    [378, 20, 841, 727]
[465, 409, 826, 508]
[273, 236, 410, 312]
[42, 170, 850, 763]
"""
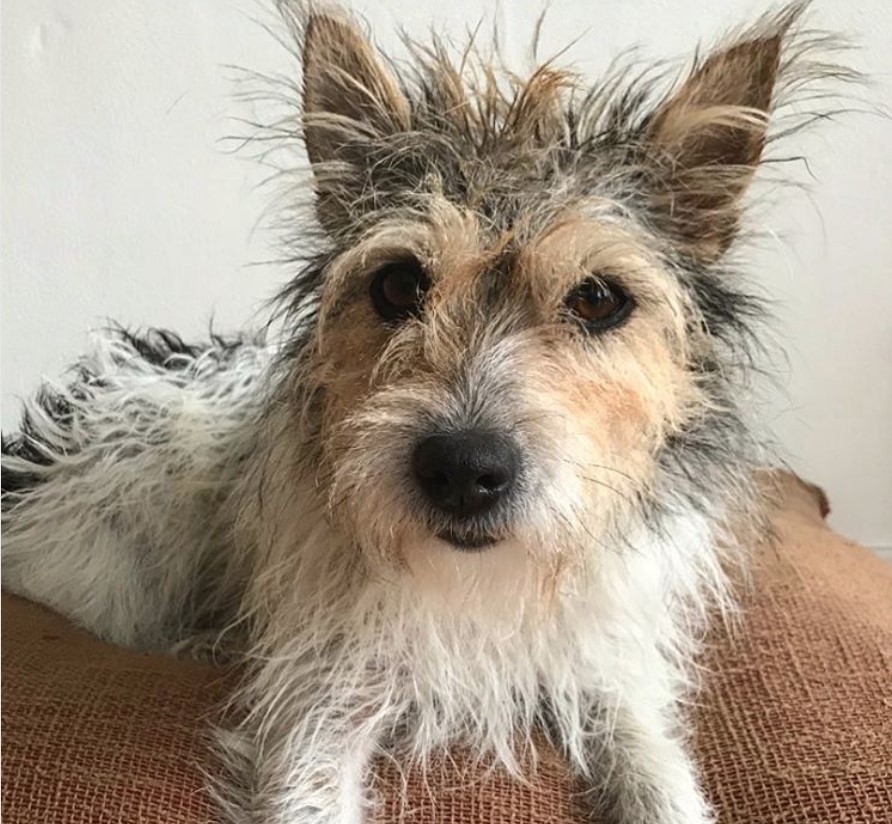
[302, 11, 410, 229]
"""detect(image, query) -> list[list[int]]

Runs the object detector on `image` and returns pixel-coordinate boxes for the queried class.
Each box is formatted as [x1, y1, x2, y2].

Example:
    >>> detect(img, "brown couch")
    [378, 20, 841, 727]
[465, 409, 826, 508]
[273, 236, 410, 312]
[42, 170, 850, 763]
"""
[3, 473, 891, 823]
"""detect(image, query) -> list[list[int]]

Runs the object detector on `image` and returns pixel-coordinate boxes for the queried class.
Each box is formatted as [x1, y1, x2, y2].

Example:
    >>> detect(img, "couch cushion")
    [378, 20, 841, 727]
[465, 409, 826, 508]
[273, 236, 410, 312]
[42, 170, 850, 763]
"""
[692, 475, 892, 823]
[3, 473, 891, 823]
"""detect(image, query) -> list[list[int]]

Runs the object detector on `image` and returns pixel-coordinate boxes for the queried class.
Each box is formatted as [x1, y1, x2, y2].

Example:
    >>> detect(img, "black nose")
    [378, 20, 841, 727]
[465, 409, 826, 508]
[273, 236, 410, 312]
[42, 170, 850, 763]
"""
[412, 430, 520, 518]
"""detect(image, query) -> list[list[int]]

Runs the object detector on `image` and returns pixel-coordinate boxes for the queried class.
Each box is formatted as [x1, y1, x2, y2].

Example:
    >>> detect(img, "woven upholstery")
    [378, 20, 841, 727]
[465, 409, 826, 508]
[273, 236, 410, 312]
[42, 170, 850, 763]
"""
[3, 472, 891, 823]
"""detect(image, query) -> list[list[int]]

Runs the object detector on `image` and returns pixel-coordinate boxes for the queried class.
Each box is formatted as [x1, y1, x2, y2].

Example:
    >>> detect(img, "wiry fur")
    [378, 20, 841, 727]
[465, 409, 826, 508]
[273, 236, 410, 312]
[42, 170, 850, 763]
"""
[2, 329, 271, 651]
[2, 3, 853, 823]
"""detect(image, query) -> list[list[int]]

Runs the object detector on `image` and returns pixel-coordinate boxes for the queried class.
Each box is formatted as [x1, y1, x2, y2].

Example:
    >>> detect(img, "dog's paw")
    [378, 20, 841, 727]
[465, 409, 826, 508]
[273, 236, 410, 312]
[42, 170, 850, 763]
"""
[641, 790, 714, 824]
[591, 779, 714, 824]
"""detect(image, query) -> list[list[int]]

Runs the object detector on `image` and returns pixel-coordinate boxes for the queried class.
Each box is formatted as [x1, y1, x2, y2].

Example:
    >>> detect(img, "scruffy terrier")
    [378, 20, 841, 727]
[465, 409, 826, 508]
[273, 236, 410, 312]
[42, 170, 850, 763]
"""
[2, 3, 847, 823]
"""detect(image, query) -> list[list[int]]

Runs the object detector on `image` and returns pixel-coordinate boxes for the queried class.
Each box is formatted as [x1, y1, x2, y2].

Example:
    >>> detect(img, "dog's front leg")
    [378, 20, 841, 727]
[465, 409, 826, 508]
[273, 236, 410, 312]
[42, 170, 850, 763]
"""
[559, 696, 712, 824]
[218, 674, 388, 824]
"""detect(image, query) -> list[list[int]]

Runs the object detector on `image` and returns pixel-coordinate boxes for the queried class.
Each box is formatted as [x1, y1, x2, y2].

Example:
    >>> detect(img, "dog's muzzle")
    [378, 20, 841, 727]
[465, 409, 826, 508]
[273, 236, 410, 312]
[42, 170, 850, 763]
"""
[412, 429, 521, 550]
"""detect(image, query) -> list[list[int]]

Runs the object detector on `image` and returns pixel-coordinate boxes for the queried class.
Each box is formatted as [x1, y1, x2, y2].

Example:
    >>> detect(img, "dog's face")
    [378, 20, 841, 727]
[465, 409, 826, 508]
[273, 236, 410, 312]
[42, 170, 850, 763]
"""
[314, 205, 697, 567]
[283, 11, 790, 573]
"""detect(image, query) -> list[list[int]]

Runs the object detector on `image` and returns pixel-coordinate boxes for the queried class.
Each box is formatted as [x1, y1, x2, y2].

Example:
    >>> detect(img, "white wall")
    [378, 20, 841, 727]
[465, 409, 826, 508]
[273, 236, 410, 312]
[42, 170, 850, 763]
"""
[2, 0, 890, 553]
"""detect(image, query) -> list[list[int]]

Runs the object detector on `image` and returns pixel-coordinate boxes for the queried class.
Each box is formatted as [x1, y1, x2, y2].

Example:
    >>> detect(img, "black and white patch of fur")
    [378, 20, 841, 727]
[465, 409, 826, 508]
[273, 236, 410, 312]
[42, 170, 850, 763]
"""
[2, 327, 273, 649]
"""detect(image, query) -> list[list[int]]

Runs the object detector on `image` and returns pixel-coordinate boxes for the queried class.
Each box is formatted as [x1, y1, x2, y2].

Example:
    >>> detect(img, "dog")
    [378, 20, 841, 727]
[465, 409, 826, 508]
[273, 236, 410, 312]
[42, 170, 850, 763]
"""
[1, 3, 849, 822]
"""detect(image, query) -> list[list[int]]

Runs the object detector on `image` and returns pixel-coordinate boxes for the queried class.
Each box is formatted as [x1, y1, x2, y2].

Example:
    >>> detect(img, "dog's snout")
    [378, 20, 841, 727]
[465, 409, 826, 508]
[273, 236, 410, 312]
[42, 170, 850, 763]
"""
[412, 431, 520, 518]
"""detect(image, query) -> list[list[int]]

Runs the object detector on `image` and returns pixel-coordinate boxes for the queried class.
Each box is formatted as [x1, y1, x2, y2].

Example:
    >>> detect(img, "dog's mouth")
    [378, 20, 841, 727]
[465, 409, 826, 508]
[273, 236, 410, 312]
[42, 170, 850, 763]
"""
[436, 530, 501, 551]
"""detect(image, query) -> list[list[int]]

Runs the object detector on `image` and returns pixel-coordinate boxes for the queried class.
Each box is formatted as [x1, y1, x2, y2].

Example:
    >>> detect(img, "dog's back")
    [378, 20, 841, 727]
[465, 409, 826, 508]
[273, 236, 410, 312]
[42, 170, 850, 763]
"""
[1, 328, 271, 651]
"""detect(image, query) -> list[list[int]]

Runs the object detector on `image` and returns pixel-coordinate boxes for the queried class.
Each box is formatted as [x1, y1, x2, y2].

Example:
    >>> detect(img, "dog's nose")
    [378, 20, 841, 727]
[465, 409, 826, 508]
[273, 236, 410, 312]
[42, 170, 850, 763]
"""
[412, 430, 520, 518]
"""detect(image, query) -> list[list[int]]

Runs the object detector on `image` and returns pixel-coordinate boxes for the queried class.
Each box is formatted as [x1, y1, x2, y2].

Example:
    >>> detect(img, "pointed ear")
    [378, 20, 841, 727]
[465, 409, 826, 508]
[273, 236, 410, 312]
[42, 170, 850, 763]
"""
[302, 12, 410, 181]
[645, 17, 792, 261]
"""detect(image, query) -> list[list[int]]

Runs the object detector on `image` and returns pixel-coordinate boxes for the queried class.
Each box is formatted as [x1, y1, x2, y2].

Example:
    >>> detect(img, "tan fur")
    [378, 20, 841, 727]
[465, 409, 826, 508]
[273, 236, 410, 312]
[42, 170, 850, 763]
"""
[2, 5, 857, 824]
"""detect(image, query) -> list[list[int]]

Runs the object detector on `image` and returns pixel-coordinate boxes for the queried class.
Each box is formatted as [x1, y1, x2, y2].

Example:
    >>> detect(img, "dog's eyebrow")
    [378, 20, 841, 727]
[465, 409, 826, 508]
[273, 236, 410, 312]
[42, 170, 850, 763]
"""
[487, 244, 519, 277]
[475, 247, 531, 316]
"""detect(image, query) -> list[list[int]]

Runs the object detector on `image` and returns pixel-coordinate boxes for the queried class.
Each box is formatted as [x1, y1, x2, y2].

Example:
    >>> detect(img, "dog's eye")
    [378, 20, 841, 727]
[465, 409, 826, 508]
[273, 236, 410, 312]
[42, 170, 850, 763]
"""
[565, 277, 633, 331]
[369, 258, 430, 322]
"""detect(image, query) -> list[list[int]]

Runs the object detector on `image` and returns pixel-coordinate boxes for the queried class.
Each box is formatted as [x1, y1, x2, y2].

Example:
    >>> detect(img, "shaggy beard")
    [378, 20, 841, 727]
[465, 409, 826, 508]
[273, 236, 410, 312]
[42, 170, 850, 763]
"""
[232, 390, 734, 783]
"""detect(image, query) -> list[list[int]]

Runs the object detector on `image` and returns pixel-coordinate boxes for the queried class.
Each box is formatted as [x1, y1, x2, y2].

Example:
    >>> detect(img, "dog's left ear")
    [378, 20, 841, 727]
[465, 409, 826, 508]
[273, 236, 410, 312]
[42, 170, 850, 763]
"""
[645, 16, 793, 262]
[302, 12, 411, 229]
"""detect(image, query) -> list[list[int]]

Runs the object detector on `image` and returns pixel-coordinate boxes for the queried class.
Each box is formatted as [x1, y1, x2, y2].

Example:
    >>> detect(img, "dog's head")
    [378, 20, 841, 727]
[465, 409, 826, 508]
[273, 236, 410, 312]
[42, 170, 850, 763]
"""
[270, 5, 825, 574]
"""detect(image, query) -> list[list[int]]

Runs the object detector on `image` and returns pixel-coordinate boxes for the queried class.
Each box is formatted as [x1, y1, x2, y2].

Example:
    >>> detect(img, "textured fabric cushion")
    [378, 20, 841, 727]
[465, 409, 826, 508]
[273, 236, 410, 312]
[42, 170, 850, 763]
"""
[3, 473, 891, 823]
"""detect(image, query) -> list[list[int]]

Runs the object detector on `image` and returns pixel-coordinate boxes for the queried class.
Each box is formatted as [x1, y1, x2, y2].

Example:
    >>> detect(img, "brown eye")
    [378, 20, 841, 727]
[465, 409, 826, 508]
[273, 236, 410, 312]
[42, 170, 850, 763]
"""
[565, 277, 633, 331]
[369, 258, 430, 322]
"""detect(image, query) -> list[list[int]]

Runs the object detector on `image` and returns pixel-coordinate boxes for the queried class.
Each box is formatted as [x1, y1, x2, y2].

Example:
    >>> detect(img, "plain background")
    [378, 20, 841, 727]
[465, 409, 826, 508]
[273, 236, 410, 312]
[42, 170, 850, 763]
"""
[2, 0, 890, 556]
